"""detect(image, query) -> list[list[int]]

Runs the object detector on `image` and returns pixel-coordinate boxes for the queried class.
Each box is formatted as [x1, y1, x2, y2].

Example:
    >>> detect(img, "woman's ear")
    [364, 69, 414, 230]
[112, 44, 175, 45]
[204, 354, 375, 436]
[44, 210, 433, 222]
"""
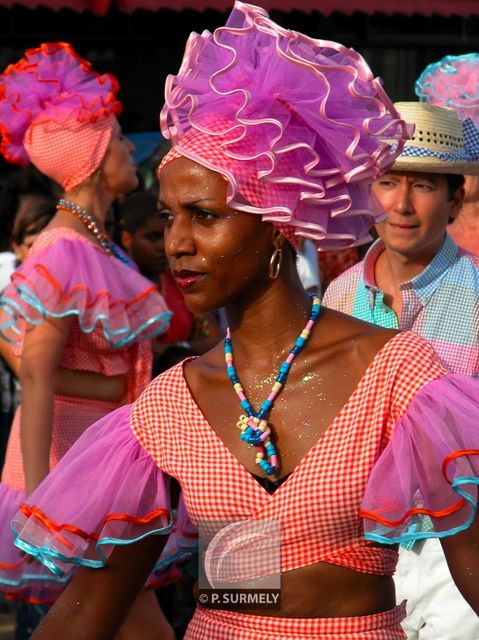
[271, 227, 286, 250]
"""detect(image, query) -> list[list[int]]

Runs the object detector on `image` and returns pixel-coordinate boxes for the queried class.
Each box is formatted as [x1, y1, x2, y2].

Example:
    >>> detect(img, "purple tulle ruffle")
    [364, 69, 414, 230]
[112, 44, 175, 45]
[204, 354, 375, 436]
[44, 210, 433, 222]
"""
[9, 405, 196, 601]
[0, 232, 171, 348]
[160, 1, 411, 250]
[0, 42, 121, 166]
[361, 374, 479, 544]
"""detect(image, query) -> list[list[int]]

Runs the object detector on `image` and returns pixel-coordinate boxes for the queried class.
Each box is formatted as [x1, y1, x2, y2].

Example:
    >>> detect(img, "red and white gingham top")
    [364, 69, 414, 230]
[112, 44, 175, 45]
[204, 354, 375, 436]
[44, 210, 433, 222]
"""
[132, 331, 446, 577]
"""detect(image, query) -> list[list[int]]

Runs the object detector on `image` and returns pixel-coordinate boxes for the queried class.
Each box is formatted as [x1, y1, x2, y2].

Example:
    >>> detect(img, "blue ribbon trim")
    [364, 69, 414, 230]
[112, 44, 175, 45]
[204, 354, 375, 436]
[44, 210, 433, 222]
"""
[13, 521, 174, 578]
[0, 284, 172, 348]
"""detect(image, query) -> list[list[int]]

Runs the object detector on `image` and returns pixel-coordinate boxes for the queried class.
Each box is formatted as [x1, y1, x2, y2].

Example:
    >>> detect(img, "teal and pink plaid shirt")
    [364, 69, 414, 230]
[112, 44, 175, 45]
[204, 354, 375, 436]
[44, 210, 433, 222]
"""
[324, 234, 479, 377]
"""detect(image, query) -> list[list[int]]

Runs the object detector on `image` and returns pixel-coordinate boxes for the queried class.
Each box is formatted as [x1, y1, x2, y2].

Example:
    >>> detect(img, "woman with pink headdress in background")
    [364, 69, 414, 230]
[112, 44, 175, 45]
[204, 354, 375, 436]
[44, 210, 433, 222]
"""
[0, 43, 175, 639]
[4, 4, 479, 639]
[416, 53, 479, 255]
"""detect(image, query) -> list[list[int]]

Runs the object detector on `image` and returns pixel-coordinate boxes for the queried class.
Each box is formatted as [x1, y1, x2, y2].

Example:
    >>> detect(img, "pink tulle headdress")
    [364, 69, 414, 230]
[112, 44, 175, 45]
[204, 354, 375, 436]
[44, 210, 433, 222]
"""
[159, 1, 411, 251]
[0, 42, 121, 190]
[416, 54, 479, 126]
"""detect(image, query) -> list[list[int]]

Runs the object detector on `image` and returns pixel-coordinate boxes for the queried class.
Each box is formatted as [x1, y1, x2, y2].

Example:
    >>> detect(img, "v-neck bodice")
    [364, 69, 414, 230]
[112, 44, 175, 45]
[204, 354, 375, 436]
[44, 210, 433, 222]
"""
[131, 331, 446, 576]
[251, 472, 291, 494]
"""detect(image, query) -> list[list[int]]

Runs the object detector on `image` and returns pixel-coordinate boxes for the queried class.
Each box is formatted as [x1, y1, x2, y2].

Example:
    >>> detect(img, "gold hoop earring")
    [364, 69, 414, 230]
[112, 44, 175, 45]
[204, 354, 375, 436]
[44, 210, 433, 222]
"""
[269, 247, 283, 280]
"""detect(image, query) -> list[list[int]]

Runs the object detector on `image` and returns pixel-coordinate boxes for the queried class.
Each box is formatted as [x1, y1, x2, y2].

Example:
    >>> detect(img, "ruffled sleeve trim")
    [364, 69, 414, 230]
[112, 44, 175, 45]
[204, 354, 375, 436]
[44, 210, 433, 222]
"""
[0, 229, 171, 348]
[11, 405, 178, 579]
[360, 374, 479, 545]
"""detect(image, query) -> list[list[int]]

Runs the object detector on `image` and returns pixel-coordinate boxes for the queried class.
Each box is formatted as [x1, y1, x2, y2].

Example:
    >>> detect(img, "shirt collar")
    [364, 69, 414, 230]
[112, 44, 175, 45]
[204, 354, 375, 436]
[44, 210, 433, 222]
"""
[362, 234, 458, 303]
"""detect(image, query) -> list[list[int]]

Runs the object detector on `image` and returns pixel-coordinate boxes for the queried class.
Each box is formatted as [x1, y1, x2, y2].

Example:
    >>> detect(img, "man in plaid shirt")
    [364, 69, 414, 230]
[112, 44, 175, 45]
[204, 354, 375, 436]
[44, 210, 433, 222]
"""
[324, 102, 479, 639]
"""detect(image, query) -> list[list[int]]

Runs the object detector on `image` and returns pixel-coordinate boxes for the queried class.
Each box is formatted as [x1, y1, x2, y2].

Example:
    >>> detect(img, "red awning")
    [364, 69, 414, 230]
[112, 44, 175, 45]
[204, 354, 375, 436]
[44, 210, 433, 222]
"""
[3, 0, 479, 18]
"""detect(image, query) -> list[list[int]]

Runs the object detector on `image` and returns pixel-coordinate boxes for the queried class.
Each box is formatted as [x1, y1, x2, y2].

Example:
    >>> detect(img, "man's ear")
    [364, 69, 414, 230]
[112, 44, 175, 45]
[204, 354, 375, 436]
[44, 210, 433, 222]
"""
[449, 185, 465, 222]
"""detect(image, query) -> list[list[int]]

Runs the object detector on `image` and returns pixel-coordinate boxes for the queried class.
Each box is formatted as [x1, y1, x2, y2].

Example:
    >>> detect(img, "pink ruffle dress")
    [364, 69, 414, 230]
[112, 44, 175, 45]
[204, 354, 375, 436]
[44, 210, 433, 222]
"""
[6, 331, 479, 636]
[0, 226, 171, 602]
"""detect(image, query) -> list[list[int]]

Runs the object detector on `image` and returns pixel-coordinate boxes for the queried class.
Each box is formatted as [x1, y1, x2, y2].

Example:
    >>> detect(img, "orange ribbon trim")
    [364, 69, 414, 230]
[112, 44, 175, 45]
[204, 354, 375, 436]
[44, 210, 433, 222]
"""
[12, 263, 157, 311]
[6, 592, 55, 605]
[103, 509, 170, 525]
[361, 448, 479, 528]
[442, 449, 479, 482]
[360, 498, 466, 528]
[19, 504, 170, 550]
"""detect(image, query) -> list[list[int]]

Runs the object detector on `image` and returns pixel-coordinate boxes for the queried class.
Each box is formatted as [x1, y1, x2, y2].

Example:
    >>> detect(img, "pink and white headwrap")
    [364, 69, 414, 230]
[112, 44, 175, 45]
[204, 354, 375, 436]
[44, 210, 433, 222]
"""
[159, 120, 301, 249]
[0, 42, 121, 190]
[159, 1, 411, 251]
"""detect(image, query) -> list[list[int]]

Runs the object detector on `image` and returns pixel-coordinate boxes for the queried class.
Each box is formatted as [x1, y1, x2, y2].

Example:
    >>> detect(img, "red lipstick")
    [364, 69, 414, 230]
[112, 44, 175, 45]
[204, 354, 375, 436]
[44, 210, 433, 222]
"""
[173, 270, 205, 290]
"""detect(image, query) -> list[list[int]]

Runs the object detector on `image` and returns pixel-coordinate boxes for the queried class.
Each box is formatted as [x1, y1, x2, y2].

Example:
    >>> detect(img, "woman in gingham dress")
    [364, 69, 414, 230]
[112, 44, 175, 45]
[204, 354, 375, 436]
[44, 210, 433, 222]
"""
[0, 43, 173, 638]
[9, 4, 479, 639]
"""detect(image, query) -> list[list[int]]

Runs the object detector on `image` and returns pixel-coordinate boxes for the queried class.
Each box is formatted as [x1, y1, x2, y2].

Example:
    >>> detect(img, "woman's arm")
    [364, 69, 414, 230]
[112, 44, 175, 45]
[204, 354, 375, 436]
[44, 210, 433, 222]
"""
[19, 315, 73, 494]
[32, 533, 167, 639]
[441, 508, 479, 615]
[0, 334, 20, 376]
[1, 333, 126, 402]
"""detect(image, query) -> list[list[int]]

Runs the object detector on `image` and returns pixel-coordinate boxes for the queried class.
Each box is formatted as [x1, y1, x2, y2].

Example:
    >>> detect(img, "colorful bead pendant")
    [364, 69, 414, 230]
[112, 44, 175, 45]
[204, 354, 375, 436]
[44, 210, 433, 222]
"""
[224, 295, 321, 476]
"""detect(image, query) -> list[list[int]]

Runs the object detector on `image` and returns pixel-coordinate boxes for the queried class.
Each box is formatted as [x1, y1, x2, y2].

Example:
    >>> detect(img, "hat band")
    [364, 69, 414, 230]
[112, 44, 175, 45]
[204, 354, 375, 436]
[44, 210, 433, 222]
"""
[402, 118, 479, 165]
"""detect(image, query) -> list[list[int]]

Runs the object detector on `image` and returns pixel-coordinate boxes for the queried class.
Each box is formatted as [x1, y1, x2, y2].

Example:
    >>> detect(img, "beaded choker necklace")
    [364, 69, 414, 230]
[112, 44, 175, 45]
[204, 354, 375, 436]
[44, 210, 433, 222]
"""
[224, 295, 321, 476]
[57, 199, 129, 264]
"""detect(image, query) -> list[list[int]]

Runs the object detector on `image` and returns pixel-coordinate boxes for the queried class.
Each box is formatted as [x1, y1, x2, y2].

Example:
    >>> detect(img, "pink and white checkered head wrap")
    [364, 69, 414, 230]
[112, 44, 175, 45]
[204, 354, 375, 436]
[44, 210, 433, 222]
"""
[24, 115, 116, 191]
[0, 42, 121, 190]
[159, 122, 299, 249]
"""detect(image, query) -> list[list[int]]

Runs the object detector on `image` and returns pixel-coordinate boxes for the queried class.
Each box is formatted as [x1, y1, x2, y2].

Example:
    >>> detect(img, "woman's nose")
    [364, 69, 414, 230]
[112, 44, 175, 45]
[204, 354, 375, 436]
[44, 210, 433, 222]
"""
[165, 216, 195, 258]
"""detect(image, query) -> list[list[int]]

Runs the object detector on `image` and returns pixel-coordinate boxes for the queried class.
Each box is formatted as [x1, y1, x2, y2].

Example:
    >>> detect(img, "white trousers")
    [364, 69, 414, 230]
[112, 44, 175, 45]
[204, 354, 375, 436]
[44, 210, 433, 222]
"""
[394, 538, 479, 640]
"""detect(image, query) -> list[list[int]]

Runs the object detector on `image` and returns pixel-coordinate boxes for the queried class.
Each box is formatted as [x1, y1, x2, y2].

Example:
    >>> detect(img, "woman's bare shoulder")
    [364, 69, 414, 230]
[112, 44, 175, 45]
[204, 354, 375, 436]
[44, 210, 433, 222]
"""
[320, 307, 397, 348]
[312, 307, 399, 378]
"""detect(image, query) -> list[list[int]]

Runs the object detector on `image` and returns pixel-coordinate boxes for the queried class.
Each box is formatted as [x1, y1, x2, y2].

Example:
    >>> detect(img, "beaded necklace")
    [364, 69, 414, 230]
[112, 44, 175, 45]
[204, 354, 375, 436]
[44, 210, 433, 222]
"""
[56, 199, 129, 264]
[224, 295, 321, 476]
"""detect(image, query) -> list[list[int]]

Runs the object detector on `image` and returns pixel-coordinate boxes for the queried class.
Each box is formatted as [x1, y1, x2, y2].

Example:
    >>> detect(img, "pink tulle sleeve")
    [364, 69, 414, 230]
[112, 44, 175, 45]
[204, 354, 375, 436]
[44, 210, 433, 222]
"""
[361, 374, 479, 544]
[12, 404, 195, 580]
[0, 230, 171, 348]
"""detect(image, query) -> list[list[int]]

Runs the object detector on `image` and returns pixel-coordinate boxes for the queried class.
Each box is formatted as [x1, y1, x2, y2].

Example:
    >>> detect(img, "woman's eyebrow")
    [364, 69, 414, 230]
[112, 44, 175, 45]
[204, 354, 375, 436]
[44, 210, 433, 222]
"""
[157, 197, 215, 208]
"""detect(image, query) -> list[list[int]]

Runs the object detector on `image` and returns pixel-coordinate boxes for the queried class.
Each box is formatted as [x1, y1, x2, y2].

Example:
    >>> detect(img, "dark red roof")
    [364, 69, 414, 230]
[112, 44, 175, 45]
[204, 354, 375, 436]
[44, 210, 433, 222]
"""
[3, 0, 478, 18]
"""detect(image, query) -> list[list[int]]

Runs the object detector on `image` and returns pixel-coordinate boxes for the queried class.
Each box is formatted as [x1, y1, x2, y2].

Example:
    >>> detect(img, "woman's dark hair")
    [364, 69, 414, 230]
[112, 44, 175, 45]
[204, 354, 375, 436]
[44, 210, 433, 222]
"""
[11, 195, 56, 246]
[119, 191, 161, 234]
[445, 174, 465, 200]
[0, 162, 58, 251]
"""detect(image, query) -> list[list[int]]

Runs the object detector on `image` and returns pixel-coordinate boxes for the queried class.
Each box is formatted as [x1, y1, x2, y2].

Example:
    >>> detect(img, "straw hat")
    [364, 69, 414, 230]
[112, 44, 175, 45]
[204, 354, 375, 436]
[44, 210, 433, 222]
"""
[392, 101, 479, 176]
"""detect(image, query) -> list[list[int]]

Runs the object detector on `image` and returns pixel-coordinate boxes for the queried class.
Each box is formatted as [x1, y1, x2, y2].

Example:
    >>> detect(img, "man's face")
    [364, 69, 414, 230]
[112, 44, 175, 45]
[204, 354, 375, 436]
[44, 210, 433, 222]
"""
[372, 171, 464, 262]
